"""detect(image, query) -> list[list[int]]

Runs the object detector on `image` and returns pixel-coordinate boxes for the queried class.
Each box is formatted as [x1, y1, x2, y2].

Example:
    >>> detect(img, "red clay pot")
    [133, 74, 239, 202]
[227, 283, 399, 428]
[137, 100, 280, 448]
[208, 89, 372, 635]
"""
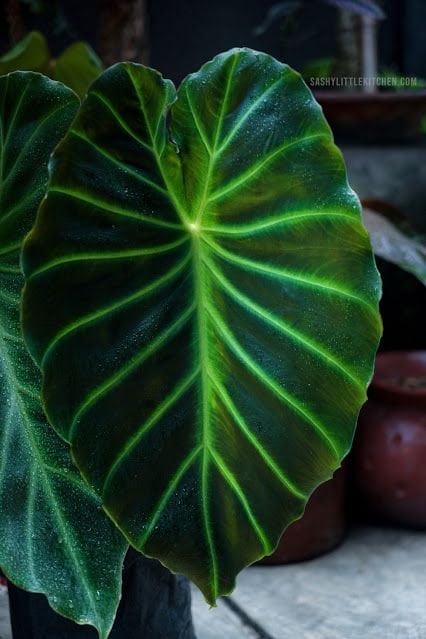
[353, 351, 426, 528]
[259, 465, 347, 565]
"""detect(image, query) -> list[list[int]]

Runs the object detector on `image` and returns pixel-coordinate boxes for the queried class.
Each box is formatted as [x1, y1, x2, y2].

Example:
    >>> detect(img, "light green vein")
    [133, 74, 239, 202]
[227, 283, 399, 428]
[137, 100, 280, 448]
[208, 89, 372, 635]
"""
[194, 239, 218, 601]
[2, 77, 33, 151]
[136, 445, 203, 548]
[210, 447, 271, 553]
[194, 52, 240, 227]
[0, 330, 21, 345]
[210, 132, 329, 203]
[0, 393, 16, 494]
[205, 303, 340, 459]
[26, 468, 38, 585]
[0, 289, 20, 304]
[70, 303, 196, 440]
[185, 86, 212, 155]
[3, 102, 72, 190]
[69, 129, 169, 198]
[0, 241, 20, 257]
[203, 235, 376, 312]
[207, 372, 305, 499]
[0, 265, 21, 275]
[125, 65, 190, 227]
[203, 256, 364, 390]
[15, 382, 39, 402]
[153, 92, 170, 146]
[44, 464, 98, 498]
[102, 368, 200, 496]
[197, 53, 239, 599]
[47, 186, 181, 230]
[215, 72, 288, 156]
[90, 90, 153, 153]
[0, 186, 43, 228]
[202, 211, 358, 235]
[28, 236, 188, 280]
[0, 75, 8, 188]
[40, 253, 191, 368]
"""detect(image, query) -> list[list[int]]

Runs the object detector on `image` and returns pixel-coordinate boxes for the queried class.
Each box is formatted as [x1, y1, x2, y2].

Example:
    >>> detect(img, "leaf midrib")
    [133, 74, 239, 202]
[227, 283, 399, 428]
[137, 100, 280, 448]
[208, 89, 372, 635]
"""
[126, 57, 241, 599]
[187, 53, 242, 599]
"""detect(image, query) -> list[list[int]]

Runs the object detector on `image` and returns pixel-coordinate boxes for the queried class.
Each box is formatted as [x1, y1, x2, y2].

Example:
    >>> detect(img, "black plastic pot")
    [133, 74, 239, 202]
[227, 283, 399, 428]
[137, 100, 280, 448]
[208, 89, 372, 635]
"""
[8, 551, 196, 639]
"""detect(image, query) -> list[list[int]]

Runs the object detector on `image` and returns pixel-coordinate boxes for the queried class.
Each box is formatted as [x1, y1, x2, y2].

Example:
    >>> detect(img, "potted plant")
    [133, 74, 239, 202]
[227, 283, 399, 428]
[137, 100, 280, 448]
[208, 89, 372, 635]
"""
[350, 202, 426, 529]
[1, 48, 381, 636]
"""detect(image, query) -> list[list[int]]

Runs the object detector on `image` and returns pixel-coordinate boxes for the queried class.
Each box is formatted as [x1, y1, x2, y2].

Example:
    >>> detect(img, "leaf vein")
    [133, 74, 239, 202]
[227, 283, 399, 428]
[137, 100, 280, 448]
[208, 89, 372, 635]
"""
[40, 253, 191, 367]
[210, 132, 329, 203]
[204, 256, 364, 390]
[210, 448, 271, 553]
[205, 303, 340, 458]
[102, 368, 200, 495]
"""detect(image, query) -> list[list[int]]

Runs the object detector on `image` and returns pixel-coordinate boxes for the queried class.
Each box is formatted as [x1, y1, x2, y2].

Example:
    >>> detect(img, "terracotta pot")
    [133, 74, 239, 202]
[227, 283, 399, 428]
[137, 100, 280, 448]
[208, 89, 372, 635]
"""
[315, 91, 426, 143]
[353, 351, 426, 528]
[259, 465, 347, 565]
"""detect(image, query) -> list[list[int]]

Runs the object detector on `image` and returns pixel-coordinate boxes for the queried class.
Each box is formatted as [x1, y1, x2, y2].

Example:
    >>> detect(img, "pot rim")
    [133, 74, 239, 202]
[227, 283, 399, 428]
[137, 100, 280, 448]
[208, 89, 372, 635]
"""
[370, 350, 426, 402]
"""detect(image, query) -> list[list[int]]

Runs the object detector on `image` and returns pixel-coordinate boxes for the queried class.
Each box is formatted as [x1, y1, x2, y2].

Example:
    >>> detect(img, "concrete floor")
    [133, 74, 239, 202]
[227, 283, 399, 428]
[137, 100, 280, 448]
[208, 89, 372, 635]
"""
[1, 526, 425, 639]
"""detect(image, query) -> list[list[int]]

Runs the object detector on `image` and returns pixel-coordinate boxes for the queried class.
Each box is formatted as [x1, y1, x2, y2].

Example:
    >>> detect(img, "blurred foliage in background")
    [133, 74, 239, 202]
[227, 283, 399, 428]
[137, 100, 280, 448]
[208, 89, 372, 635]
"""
[0, 30, 102, 97]
[1, 0, 148, 95]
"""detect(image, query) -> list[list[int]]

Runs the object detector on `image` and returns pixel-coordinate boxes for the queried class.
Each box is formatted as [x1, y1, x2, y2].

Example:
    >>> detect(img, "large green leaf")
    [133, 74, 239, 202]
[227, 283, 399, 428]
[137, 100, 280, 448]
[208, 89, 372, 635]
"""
[0, 72, 126, 637]
[22, 50, 382, 603]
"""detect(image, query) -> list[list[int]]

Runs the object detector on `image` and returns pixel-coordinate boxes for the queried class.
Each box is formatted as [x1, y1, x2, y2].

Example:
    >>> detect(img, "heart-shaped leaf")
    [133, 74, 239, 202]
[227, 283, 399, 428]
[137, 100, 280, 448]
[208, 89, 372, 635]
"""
[22, 50, 382, 603]
[0, 72, 126, 637]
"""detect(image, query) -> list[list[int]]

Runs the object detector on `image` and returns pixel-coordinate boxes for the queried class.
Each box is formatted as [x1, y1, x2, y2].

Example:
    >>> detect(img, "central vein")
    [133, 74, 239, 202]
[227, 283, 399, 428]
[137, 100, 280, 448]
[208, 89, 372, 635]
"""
[191, 231, 218, 597]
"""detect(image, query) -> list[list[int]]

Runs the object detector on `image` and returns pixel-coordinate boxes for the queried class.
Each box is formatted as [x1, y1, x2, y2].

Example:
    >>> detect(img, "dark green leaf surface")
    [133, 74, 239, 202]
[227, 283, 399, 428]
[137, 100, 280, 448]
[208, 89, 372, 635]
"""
[22, 50, 382, 603]
[0, 72, 126, 637]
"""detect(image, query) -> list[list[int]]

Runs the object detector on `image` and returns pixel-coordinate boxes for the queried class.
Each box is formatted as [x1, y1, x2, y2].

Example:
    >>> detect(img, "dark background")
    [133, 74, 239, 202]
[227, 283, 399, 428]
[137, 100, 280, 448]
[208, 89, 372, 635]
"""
[1, 0, 426, 83]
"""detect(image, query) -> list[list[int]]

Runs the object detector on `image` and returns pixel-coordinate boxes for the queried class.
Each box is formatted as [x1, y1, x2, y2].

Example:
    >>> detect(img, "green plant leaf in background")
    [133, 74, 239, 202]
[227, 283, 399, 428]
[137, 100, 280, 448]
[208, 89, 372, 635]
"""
[54, 42, 103, 100]
[0, 72, 126, 637]
[0, 32, 49, 75]
[0, 32, 103, 98]
[362, 205, 426, 285]
[22, 49, 382, 603]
